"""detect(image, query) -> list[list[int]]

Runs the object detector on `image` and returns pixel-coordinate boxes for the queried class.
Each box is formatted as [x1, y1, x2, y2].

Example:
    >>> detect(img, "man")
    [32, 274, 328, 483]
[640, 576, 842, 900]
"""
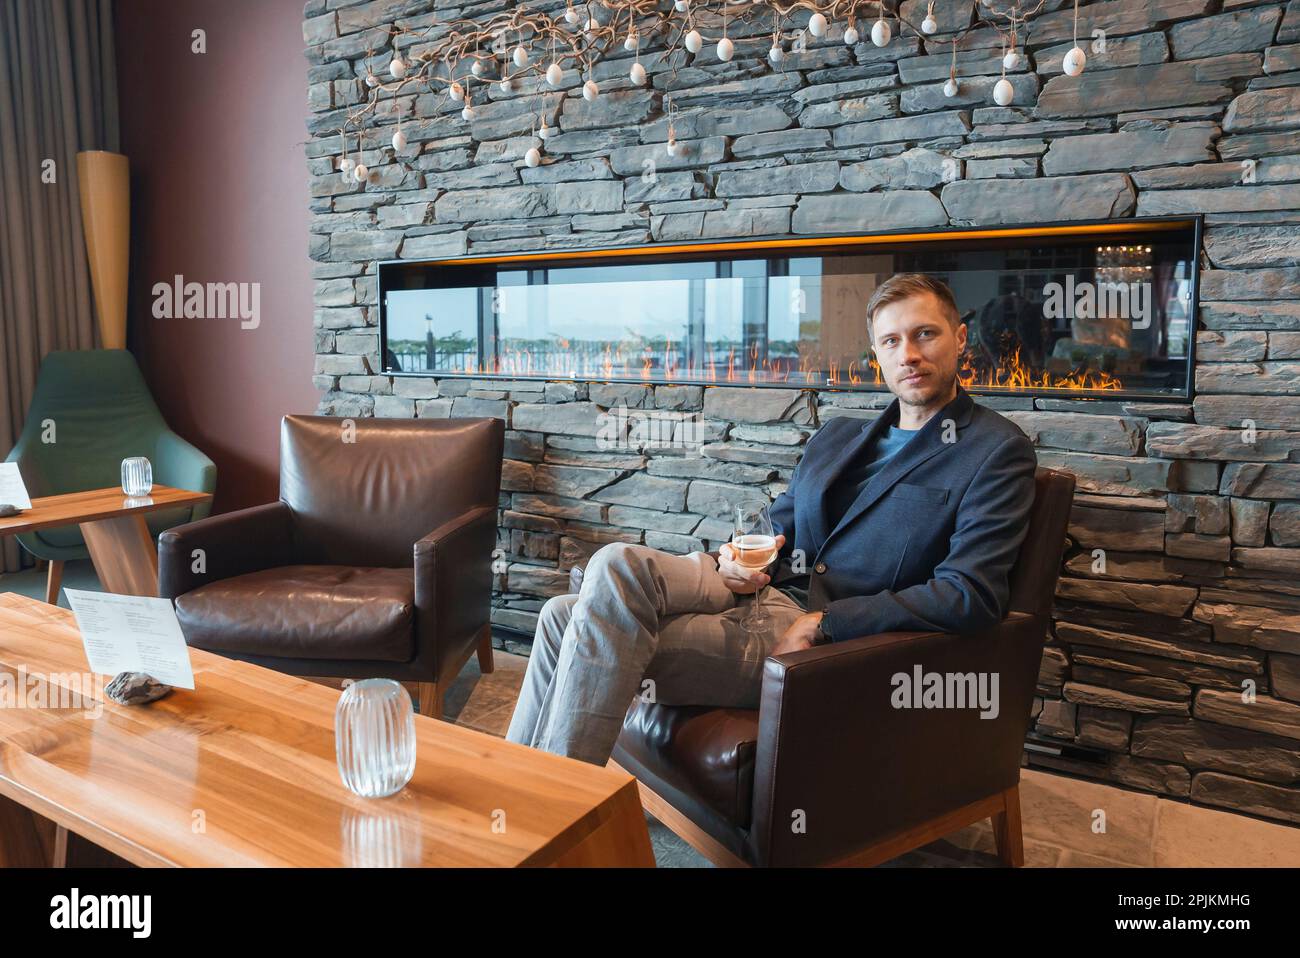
[506, 274, 1038, 766]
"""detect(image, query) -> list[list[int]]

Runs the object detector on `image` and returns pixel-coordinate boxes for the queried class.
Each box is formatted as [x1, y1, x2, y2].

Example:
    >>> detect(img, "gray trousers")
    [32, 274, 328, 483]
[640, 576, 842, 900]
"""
[505, 542, 806, 766]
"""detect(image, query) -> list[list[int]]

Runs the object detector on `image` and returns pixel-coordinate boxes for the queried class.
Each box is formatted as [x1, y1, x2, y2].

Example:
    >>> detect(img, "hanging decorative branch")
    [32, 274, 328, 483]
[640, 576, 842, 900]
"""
[333, 0, 1089, 172]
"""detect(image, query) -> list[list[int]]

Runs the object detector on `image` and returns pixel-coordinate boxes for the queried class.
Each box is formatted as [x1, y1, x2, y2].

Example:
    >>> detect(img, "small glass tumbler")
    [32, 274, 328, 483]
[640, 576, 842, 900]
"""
[335, 679, 417, 799]
[121, 457, 153, 497]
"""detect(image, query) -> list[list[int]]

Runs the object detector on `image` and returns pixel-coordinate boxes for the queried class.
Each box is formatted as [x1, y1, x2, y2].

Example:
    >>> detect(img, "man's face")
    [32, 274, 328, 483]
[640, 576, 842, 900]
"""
[870, 292, 967, 408]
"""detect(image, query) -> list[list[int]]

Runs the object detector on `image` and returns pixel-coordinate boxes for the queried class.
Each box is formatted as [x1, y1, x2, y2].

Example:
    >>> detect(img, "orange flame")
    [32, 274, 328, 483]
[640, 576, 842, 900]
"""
[958, 345, 1122, 392]
[446, 340, 1125, 394]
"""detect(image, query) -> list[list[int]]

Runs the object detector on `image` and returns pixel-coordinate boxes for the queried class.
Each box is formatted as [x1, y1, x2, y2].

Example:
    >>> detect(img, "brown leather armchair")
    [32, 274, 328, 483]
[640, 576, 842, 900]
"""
[609, 467, 1075, 867]
[158, 414, 503, 719]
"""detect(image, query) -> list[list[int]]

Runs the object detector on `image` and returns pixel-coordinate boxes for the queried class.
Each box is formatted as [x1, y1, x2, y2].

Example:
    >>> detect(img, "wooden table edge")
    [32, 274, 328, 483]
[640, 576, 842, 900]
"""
[0, 768, 651, 869]
[520, 778, 655, 868]
[0, 773, 177, 868]
[0, 486, 213, 536]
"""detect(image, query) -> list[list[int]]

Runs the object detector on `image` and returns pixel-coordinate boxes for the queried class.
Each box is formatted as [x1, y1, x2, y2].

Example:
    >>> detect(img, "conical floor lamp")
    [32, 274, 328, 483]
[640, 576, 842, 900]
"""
[76, 150, 130, 350]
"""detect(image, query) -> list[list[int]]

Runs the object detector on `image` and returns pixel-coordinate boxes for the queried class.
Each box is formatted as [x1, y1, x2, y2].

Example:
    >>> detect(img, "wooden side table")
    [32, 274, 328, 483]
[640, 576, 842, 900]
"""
[0, 486, 213, 600]
[0, 592, 656, 868]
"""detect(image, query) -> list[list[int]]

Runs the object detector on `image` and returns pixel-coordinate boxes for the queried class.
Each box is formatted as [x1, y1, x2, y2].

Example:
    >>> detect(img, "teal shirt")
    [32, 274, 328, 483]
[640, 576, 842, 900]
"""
[777, 424, 919, 610]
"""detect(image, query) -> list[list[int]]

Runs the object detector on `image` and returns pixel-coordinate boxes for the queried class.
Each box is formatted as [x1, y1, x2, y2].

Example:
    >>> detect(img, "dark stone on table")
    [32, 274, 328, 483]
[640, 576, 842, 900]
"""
[105, 672, 172, 706]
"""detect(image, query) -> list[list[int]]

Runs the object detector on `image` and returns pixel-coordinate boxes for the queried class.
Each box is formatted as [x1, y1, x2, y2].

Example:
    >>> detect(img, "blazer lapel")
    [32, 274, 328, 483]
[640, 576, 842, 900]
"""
[820, 389, 976, 549]
[805, 406, 896, 549]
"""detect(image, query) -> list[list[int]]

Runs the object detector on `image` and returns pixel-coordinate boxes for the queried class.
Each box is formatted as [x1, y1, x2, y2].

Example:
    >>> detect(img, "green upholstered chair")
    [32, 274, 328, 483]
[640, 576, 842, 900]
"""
[4, 350, 216, 601]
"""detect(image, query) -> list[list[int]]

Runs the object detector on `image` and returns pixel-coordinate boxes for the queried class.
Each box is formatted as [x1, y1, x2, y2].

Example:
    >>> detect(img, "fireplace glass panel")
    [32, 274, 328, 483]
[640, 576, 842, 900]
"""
[380, 220, 1197, 399]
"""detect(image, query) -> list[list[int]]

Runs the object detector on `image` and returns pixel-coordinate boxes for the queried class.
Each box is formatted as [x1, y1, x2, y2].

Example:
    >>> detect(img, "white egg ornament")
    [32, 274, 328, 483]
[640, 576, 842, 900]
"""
[340, 156, 354, 173]
[993, 77, 1014, 106]
[390, 55, 407, 79]
[844, 26, 859, 46]
[768, 42, 784, 64]
[1062, 45, 1087, 77]
[943, 77, 959, 98]
[512, 45, 529, 68]
[462, 102, 475, 120]
[808, 13, 827, 37]
[538, 117, 552, 140]
[685, 30, 702, 54]
[449, 81, 464, 102]
[666, 135, 680, 157]
[625, 31, 639, 53]
[1003, 49, 1021, 71]
[564, 4, 579, 24]
[546, 62, 564, 86]
[583, 78, 599, 102]
[524, 146, 542, 168]
[353, 163, 368, 182]
[391, 129, 407, 152]
[717, 37, 734, 61]
[630, 61, 647, 86]
[922, 14, 938, 35]
[471, 60, 485, 77]
[871, 19, 891, 47]
[675, 0, 689, 9]
[499, 76, 513, 93]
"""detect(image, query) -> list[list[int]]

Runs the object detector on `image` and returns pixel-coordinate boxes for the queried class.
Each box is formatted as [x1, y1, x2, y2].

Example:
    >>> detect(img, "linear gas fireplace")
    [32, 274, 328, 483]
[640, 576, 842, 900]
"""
[378, 217, 1200, 400]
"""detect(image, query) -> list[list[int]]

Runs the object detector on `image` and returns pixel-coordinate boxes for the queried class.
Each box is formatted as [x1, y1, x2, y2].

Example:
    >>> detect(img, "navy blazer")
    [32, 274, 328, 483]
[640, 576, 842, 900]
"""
[768, 387, 1038, 641]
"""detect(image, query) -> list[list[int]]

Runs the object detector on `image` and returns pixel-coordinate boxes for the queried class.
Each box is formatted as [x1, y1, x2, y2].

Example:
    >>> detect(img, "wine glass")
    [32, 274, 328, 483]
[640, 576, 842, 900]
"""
[733, 500, 777, 634]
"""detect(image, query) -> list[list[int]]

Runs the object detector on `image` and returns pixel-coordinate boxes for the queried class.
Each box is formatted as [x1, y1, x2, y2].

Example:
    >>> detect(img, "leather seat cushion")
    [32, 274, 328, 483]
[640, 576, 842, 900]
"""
[615, 700, 759, 829]
[175, 565, 415, 662]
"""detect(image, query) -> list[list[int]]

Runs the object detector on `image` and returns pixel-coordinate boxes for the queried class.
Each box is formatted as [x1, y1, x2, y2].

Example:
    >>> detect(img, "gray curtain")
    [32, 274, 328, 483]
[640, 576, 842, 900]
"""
[0, 0, 119, 571]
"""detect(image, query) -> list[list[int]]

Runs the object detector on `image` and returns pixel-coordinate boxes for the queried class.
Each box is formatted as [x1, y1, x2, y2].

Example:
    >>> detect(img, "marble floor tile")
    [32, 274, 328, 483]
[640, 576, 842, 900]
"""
[1015, 768, 1159, 866]
[1153, 797, 1300, 868]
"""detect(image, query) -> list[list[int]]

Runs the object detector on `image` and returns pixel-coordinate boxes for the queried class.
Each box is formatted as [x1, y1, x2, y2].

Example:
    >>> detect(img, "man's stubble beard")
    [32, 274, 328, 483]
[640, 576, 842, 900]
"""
[894, 363, 960, 410]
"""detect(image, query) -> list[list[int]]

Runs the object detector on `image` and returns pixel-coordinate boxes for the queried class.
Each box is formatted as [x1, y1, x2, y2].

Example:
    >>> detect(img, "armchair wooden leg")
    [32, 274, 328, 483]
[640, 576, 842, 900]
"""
[476, 626, 495, 674]
[416, 681, 444, 720]
[44, 560, 64, 606]
[992, 784, 1024, 867]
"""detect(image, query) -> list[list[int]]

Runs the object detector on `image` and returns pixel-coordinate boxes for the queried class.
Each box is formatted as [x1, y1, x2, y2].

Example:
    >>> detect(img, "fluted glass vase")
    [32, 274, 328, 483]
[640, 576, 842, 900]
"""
[335, 679, 416, 799]
[121, 456, 152, 496]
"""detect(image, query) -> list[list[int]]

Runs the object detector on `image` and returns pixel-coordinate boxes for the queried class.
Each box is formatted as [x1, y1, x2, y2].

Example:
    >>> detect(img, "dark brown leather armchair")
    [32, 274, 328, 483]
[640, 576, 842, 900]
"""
[609, 467, 1076, 867]
[158, 414, 503, 719]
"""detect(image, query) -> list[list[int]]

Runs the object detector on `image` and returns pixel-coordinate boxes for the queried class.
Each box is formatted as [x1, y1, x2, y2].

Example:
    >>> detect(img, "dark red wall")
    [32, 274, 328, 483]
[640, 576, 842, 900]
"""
[116, 0, 318, 512]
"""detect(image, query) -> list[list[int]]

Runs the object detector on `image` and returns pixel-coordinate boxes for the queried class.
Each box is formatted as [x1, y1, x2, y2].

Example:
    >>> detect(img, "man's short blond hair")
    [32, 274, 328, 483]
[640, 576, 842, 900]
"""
[866, 274, 961, 342]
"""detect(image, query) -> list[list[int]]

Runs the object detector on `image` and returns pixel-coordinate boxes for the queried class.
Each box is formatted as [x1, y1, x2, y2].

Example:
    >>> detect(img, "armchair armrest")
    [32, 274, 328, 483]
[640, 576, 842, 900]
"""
[158, 501, 295, 599]
[413, 505, 498, 655]
[153, 431, 217, 521]
[746, 612, 1047, 867]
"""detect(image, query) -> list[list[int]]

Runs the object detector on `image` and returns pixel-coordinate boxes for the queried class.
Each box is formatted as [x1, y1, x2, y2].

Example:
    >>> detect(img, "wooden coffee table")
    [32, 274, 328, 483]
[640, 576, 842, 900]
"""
[0, 485, 212, 600]
[0, 593, 655, 867]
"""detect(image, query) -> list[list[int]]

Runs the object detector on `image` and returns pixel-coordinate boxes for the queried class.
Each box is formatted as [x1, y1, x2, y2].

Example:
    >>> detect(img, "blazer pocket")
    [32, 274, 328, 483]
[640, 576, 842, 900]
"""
[889, 482, 950, 504]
